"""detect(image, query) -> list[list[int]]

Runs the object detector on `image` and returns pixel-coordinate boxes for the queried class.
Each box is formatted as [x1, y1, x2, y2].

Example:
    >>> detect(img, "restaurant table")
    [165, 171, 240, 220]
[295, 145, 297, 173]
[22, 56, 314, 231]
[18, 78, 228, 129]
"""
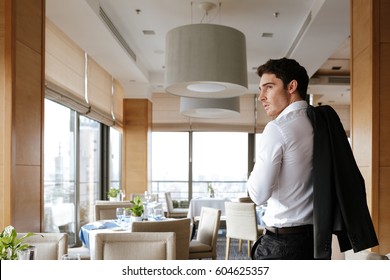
[79, 216, 169, 249]
[79, 220, 126, 249]
[187, 197, 231, 221]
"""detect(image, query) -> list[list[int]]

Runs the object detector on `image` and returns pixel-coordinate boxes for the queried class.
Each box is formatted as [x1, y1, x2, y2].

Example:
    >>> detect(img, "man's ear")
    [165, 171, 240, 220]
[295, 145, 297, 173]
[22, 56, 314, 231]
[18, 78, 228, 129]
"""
[288, 80, 298, 93]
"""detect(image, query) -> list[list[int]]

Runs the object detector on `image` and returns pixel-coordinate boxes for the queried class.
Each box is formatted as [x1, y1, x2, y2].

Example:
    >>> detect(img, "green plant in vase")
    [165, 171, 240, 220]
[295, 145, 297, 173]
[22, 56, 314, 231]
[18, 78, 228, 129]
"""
[127, 195, 144, 220]
[107, 188, 121, 201]
[0, 225, 35, 260]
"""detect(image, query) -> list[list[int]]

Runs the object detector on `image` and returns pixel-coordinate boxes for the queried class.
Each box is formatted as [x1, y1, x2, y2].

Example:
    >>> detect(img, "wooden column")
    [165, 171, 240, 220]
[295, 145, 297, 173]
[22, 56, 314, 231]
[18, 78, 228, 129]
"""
[0, 0, 45, 232]
[351, 0, 390, 254]
[123, 99, 152, 196]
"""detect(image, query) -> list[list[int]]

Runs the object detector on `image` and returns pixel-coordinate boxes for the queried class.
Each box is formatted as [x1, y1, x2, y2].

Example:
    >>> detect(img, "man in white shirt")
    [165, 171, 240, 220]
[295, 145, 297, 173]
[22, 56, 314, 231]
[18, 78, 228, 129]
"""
[247, 57, 314, 259]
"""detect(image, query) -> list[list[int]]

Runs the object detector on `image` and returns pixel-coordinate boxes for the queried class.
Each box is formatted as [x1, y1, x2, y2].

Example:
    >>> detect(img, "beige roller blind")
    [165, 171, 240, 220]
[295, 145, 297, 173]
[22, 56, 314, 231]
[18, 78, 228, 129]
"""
[152, 93, 262, 132]
[86, 57, 114, 126]
[45, 19, 88, 113]
[113, 79, 124, 128]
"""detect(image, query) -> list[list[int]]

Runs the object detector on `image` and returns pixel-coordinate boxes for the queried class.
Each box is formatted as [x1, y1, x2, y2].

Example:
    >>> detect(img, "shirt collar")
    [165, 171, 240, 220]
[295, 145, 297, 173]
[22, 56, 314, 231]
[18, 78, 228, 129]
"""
[276, 100, 308, 120]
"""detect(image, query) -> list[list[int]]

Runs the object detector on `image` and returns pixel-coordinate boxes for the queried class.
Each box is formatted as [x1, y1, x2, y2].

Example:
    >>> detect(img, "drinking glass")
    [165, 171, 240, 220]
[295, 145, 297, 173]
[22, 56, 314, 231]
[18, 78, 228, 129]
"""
[116, 207, 124, 223]
[154, 208, 163, 220]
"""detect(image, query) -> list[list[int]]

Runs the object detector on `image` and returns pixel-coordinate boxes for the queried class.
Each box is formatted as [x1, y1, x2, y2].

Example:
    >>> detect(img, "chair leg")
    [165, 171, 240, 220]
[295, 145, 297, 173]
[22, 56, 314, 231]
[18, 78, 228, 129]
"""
[247, 240, 251, 257]
[238, 239, 242, 252]
[225, 237, 231, 260]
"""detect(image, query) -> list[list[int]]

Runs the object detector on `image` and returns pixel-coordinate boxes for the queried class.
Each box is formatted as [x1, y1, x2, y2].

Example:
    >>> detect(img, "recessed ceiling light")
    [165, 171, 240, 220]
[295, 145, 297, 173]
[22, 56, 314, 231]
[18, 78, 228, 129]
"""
[261, 32, 273, 38]
[143, 30, 155, 35]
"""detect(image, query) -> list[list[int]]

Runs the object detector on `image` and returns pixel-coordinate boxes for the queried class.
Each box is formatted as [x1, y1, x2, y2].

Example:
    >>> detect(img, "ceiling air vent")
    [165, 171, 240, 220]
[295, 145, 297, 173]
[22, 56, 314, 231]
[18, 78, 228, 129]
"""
[99, 6, 137, 62]
[328, 76, 350, 84]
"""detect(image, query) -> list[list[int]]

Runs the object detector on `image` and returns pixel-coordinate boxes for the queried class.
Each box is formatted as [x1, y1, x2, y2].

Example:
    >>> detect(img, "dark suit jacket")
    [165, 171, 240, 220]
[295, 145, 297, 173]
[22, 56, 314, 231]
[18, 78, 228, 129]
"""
[307, 105, 378, 259]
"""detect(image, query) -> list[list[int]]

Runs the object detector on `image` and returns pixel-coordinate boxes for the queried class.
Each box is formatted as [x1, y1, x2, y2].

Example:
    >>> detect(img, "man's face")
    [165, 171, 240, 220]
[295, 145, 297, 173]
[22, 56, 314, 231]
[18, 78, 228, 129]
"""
[258, 73, 291, 119]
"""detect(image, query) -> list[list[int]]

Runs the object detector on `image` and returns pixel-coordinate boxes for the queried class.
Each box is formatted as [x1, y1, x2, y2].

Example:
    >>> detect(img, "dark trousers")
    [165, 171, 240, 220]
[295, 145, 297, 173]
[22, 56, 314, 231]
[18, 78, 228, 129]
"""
[252, 228, 315, 260]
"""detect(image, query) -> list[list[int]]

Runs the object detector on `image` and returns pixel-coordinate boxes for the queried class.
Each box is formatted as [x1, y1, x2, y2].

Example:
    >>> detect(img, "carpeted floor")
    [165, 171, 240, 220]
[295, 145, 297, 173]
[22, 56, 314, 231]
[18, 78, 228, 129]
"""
[215, 230, 252, 260]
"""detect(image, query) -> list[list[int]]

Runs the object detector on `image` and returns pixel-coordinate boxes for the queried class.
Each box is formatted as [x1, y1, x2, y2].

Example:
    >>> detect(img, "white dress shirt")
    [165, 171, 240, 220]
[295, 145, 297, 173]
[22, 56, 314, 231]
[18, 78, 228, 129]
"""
[247, 101, 313, 227]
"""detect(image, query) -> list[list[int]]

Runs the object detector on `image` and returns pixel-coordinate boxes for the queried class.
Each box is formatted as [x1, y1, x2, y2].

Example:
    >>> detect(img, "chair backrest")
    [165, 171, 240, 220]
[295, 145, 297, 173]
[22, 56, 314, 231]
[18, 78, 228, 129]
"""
[132, 218, 191, 260]
[94, 200, 133, 220]
[130, 193, 159, 203]
[17, 232, 68, 260]
[92, 232, 176, 260]
[196, 207, 221, 250]
[225, 202, 258, 241]
[238, 196, 254, 203]
[164, 192, 174, 212]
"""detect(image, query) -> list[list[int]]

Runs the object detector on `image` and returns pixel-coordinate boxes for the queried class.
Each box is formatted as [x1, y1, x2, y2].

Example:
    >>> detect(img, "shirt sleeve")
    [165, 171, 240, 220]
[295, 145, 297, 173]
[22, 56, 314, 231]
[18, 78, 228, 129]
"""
[247, 122, 284, 205]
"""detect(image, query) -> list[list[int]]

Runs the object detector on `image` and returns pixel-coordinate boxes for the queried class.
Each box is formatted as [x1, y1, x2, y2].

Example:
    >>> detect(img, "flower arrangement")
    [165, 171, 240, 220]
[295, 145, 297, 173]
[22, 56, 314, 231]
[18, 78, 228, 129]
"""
[0, 225, 35, 260]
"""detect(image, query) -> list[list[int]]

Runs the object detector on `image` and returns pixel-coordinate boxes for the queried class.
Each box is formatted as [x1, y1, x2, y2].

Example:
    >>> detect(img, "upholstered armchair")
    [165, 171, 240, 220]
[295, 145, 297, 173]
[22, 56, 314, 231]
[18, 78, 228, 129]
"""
[17, 232, 68, 260]
[91, 232, 176, 260]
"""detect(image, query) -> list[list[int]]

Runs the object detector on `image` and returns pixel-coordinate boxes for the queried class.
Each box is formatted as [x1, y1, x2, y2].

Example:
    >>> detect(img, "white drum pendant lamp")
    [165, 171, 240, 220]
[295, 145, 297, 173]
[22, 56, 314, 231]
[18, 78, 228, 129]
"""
[165, 23, 248, 98]
[180, 96, 240, 119]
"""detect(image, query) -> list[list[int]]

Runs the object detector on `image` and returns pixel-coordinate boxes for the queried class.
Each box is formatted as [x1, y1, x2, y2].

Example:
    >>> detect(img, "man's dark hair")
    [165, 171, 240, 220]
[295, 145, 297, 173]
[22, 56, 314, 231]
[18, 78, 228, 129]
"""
[257, 57, 309, 100]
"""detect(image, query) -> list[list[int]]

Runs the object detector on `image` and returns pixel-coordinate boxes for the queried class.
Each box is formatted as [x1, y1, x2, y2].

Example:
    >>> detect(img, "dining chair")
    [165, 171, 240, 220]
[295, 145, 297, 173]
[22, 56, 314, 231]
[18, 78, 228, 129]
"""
[238, 196, 254, 203]
[189, 207, 221, 260]
[94, 200, 133, 220]
[68, 245, 91, 260]
[164, 192, 188, 218]
[132, 217, 191, 260]
[17, 232, 68, 260]
[224, 202, 262, 260]
[92, 232, 176, 260]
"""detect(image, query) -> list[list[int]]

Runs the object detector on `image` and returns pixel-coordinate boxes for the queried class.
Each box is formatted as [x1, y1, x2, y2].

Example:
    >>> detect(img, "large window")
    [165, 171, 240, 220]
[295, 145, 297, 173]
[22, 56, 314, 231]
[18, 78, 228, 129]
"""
[44, 99, 77, 245]
[151, 132, 248, 204]
[192, 132, 248, 200]
[109, 127, 122, 189]
[78, 116, 101, 227]
[43, 99, 122, 246]
[152, 132, 189, 202]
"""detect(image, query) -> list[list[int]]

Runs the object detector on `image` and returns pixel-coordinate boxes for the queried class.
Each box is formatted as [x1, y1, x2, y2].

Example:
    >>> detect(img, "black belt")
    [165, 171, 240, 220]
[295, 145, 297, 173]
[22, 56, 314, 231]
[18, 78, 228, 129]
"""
[265, 225, 313, 235]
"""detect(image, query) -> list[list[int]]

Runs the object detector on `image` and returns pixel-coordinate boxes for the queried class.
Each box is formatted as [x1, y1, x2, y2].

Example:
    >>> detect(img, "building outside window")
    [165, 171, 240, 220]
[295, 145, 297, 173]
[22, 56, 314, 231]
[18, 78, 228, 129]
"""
[43, 99, 122, 246]
[151, 131, 248, 208]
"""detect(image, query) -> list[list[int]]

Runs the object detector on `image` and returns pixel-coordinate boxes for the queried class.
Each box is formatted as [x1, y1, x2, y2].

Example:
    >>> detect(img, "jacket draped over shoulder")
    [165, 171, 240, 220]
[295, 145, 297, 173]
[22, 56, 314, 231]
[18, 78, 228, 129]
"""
[307, 105, 378, 259]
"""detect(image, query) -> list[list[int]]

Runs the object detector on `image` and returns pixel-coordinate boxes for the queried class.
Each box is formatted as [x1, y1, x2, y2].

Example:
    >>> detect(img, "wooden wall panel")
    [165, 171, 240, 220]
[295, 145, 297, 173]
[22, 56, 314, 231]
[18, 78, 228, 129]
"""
[379, 44, 390, 166]
[13, 165, 41, 230]
[379, 166, 390, 253]
[0, 0, 9, 229]
[14, 0, 42, 53]
[14, 41, 42, 165]
[351, 47, 372, 167]
[359, 166, 372, 211]
[380, 0, 390, 42]
[351, 0, 390, 254]
[0, 0, 44, 232]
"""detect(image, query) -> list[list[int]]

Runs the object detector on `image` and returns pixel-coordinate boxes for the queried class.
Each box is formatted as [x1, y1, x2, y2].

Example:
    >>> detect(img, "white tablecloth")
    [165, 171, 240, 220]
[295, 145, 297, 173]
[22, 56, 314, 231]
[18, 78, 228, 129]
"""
[187, 197, 230, 220]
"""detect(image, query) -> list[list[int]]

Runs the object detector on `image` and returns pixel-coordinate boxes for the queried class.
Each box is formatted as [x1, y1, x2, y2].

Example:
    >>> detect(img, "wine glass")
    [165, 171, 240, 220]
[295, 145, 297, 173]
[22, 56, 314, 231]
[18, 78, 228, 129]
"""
[144, 191, 151, 203]
[120, 189, 126, 201]
[116, 207, 124, 223]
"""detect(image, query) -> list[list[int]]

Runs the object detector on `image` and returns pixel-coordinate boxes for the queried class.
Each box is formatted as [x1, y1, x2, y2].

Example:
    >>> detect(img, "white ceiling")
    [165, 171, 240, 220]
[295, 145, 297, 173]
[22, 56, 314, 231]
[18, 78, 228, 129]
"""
[45, 0, 351, 105]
